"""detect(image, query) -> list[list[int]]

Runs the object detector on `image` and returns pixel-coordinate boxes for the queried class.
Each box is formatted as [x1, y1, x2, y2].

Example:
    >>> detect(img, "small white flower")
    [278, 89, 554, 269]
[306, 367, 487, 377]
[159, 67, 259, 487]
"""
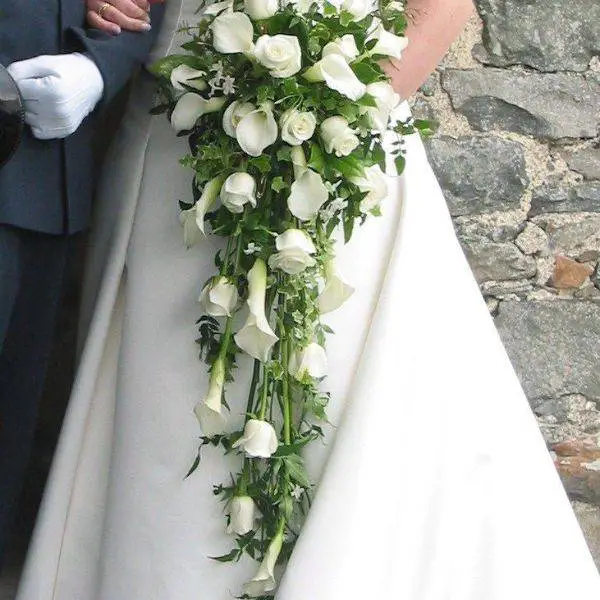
[279, 109, 317, 146]
[303, 54, 366, 101]
[233, 419, 279, 458]
[227, 496, 257, 535]
[268, 229, 316, 275]
[244, 528, 284, 596]
[234, 259, 279, 362]
[221, 75, 236, 95]
[319, 197, 347, 222]
[320, 116, 360, 157]
[244, 0, 278, 20]
[199, 276, 238, 317]
[369, 23, 409, 60]
[362, 81, 400, 131]
[236, 103, 278, 157]
[254, 34, 302, 78]
[322, 34, 359, 63]
[244, 242, 262, 255]
[220, 172, 257, 214]
[211, 11, 255, 54]
[287, 169, 329, 221]
[222, 100, 256, 138]
[351, 164, 388, 213]
[317, 259, 355, 313]
[170, 65, 207, 92]
[170, 94, 226, 133]
[289, 342, 328, 380]
[290, 485, 304, 500]
[194, 357, 227, 436]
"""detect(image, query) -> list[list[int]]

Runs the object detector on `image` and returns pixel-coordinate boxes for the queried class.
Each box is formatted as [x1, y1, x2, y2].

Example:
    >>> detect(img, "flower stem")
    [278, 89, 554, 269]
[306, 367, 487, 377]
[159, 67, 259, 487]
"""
[281, 337, 292, 445]
[258, 368, 270, 420]
[245, 359, 261, 417]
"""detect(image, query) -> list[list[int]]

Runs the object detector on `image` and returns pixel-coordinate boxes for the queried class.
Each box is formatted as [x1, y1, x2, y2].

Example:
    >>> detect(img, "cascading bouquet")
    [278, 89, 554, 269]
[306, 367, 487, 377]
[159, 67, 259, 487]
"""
[151, 0, 432, 596]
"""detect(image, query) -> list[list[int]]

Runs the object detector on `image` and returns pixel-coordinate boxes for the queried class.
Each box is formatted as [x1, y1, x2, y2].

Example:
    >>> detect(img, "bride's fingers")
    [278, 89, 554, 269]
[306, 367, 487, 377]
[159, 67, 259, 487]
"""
[86, 0, 152, 33]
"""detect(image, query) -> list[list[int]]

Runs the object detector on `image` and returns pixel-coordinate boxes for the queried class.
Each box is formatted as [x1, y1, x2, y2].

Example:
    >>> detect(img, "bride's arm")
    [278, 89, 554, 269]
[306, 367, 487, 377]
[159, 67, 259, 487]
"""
[384, 0, 475, 99]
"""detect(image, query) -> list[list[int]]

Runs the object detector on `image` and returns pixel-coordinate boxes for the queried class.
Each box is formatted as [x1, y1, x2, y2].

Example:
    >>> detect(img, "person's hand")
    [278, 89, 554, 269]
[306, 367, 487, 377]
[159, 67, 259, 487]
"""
[86, 0, 165, 35]
[7, 54, 104, 140]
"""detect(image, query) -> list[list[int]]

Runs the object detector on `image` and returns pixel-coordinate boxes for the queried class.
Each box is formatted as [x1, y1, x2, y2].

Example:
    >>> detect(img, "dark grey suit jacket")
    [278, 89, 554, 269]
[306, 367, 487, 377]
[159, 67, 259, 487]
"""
[0, 0, 164, 234]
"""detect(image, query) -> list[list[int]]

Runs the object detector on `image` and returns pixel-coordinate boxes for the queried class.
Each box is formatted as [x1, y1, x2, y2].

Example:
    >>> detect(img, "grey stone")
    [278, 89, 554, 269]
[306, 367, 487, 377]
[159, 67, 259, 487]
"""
[476, 0, 600, 73]
[425, 136, 528, 216]
[494, 301, 600, 400]
[530, 183, 600, 216]
[441, 69, 600, 140]
[564, 147, 600, 181]
[546, 217, 600, 255]
[515, 223, 550, 256]
[461, 240, 537, 282]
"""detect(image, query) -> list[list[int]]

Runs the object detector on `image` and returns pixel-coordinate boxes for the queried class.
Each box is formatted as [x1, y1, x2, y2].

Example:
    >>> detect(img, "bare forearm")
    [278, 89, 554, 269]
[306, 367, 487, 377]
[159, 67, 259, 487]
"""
[384, 0, 474, 99]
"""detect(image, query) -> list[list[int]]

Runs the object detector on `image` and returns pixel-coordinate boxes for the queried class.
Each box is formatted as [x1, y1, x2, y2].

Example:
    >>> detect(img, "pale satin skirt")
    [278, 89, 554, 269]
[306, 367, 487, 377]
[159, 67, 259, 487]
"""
[16, 74, 600, 599]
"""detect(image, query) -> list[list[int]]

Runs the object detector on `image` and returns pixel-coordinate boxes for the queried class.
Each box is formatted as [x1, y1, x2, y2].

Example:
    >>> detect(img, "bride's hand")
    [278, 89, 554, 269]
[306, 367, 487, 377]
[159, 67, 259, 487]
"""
[86, 0, 165, 35]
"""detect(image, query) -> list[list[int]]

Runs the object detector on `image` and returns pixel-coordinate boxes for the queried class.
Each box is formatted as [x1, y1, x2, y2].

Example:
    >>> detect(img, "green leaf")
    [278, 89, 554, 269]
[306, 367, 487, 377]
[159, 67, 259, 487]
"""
[351, 62, 382, 85]
[358, 93, 378, 108]
[338, 103, 359, 124]
[209, 549, 241, 563]
[339, 10, 354, 26]
[276, 146, 292, 162]
[149, 54, 202, 79]
[248, 155, 272, 174]
[395, 155, 406, 175]
[271, 176, 288, 192]
[184, 448, 201, 479]
[343, 213, 355, 243]
[283, 454, 311, 489]
[308, 143, 325, 172]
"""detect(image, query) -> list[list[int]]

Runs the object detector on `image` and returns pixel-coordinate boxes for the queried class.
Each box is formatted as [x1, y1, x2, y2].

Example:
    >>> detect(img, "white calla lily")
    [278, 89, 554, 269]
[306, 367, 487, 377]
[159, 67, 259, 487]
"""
[179, 206, 203, 248]
[287, 169, 329, 221]
[235, 104, 278, 156]
[362, 81, 400, 131]
[280, 109, 316, 146]
[320, 115, 360, 157]
[303, 54, 366, 101]
[244, 528, 284, 596]
[195, 175, 225, 235]
[199, 276, 239, 317]
[245, 0, 278, 19]
[194, 357, 227, 436]
[220, 172, 257, 213]
[370, 24, 409, 59]
[171, 94, 226, 133]
[351, 164, 388, 213]
[322, 34, 359, 63]
[222, 100, 256, 138]
[234, 259, 278, 362]
[254, 35, 302, 78]
[211, 11, 255, 54]
[290, 145, 308, 179]
[317, 259, 355, 313]
[203, 0, 234, 16]
[289, 342, 328, 380]
[233, 418, 279, 458]
[227, 496, 257, 535]
[268, 229, 316, 275]
[342, 0, 374, 20]
[170, 65, 207, 92]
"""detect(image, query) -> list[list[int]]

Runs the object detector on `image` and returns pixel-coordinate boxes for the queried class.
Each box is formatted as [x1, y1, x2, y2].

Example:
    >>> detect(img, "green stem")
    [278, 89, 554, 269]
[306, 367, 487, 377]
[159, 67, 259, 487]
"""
[281, 337, 292, 445]
[258, 368, 270, 420]
[245, 359, 261, 417]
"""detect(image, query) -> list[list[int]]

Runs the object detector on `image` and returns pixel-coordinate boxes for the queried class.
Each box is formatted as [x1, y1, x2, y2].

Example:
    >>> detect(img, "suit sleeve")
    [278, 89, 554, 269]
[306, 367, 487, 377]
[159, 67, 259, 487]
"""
[67, 4, 166, 104]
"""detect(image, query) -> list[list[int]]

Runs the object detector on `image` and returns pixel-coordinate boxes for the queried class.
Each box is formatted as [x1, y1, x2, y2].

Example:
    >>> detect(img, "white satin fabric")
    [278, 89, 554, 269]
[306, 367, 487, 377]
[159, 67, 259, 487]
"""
[16, 2, 600, 598]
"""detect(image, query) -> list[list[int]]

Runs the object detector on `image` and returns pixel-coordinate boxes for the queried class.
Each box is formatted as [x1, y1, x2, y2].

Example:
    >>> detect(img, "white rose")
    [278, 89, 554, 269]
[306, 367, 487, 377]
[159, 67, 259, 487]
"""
[351, 164, 388, 213]
[369, 24, 409, 59]
[220, 172, 257, 213]
[342, 0, 373, 20]
[234, 259, 279, 362]
[211, 11, 255, 54]
[244, 529, 284, 596]
[170, 65, 207, 92]
[322, 34, 359, 63]
[303, 54, 366, 101]
[233, 419, 278, 458]
[223, 100, 256, 138]
[254, 34, 302, 78]
[317, 259, 354, 313]
[268, 229, 316, 275]
[171, 94, 226, 133]
[289, 342, 328, 380]
[362, 81, 400, 131]
[199, 276, 239, 317]
[287, 169, 329, 221]
[194, 357, 227, 436]
[227, 496, 257, 536]
[245, 0, 278, 20]
[320, 116, 360, 157]
[279, 109, 316, 146]
[236, 103, 278, 156]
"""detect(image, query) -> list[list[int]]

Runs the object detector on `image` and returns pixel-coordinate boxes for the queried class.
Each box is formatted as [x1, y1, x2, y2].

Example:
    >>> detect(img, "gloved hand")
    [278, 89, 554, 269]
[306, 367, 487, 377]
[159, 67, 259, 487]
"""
[7, 53, 105, 140]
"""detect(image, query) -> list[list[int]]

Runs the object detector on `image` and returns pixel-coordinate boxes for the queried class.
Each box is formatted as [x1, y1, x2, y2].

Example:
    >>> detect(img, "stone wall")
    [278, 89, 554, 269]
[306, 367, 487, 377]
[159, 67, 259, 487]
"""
[411, 0, 600, 565]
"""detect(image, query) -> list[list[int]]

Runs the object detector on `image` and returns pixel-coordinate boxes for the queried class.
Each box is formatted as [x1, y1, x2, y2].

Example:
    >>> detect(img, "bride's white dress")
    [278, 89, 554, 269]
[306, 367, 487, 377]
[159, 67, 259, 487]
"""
[16, 2, 600, 599]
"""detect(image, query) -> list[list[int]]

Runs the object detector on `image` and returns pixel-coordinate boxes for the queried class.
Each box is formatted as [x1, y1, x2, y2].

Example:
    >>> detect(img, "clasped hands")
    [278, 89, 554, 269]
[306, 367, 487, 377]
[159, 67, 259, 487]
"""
[8, 0, 165, 140]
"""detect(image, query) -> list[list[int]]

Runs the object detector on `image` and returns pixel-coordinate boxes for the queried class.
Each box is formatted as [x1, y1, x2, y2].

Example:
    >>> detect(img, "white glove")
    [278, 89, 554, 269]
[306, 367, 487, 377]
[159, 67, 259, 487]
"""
[7, 53, 105, 140]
